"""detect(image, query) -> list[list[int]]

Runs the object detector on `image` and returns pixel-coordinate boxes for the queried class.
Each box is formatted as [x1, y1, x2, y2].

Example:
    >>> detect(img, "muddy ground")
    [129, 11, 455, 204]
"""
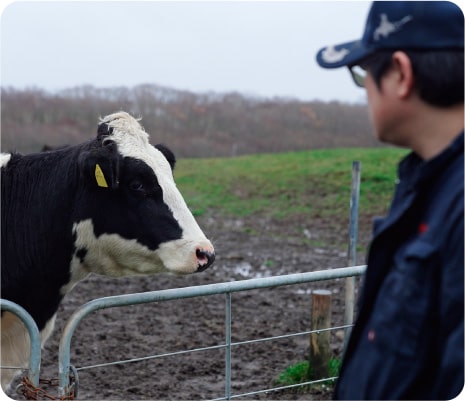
[10, 213, 372, 401]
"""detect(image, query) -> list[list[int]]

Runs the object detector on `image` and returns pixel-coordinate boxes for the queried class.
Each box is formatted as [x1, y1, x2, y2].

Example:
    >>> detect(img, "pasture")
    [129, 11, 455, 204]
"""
[15, 147, 406, 400]
[176, 146, 406, 233]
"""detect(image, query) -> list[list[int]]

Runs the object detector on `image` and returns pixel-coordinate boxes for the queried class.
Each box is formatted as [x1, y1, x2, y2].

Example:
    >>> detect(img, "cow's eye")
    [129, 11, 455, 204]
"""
[129, 180, 145, 193]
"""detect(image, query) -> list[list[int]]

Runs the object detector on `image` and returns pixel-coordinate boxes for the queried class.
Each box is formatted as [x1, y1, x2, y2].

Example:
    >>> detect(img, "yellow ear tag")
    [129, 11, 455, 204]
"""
[94, 164, 109, 188]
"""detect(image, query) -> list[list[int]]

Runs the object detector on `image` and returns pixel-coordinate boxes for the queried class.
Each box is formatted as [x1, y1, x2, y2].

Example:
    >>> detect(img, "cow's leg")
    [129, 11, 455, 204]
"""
[1, 312, 31, 392]
[1, 312, 56, 392]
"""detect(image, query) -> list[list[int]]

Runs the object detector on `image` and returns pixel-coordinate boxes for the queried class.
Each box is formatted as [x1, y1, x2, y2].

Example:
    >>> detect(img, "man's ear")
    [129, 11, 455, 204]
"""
[78, 140, 120, 190]
[392, 51, 415, 99]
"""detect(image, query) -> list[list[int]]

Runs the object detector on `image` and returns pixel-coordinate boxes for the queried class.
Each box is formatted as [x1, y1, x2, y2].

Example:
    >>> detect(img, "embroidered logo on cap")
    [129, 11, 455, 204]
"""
[373, 14, 413, 41]
[321, 46, 350, 63]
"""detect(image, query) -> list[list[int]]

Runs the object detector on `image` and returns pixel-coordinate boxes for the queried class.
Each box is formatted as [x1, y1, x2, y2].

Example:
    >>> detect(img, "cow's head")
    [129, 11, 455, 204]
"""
[71, 111, 215, 279]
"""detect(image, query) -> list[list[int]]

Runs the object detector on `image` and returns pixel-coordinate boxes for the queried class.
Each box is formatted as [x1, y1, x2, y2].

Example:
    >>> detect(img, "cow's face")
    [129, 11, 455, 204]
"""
[72, 112, 214, 279]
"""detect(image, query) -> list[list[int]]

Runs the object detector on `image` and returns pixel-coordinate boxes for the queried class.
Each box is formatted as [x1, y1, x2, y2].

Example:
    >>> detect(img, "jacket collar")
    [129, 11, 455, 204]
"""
[398, 131, 464, 189]
[373, 131, 464, 237]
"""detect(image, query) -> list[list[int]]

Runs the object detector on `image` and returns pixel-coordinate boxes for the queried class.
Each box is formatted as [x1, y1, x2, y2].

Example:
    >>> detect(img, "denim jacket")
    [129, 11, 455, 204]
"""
[335, 132, 464, 400]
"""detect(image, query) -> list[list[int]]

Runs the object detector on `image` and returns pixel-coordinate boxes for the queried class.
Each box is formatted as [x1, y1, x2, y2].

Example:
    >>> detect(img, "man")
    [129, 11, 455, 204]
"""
[316, 2, 464, 399]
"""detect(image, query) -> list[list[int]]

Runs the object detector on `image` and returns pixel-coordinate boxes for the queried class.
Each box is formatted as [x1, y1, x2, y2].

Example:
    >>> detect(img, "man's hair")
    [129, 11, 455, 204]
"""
[366, 50, 464, 107]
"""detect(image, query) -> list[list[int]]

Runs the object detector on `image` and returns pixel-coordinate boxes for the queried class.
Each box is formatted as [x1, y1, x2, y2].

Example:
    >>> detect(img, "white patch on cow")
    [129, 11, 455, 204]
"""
[0, 153, 11, 168]
[1, 313, 56, 392]
[68, 219, 209, 286]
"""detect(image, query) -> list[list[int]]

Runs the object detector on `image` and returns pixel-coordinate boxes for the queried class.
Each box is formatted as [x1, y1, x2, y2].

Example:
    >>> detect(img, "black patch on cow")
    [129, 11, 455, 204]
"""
[2, 150, 77, 330]
[75, 248, 88, 264]
[79, 156, 183, 250]
[78, 140, 121, 190]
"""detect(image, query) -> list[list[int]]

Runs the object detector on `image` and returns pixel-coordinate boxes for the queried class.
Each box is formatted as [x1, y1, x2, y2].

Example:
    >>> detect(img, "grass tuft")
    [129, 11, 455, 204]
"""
[275, 358, 342, 394]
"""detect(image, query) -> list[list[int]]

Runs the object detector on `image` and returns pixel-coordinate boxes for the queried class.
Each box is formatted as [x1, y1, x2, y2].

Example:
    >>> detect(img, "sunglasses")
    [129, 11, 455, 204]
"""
[348, 64, 368, 88]
[348, 52, 394, 88]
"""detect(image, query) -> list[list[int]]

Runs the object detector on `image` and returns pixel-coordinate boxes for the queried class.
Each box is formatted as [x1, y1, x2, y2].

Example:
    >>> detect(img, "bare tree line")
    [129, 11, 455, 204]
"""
[1, 84, 378, 157]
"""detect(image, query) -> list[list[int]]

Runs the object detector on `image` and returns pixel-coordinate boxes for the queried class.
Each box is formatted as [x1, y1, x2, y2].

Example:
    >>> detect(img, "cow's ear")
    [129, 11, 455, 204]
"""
[155, 144, 176, 171]
[78, 141, 120, 190]
[97, 122, 114, 140]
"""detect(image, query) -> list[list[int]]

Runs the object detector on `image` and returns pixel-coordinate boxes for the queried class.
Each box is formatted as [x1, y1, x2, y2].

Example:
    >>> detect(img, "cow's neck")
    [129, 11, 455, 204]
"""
[1, 150, 82, 330]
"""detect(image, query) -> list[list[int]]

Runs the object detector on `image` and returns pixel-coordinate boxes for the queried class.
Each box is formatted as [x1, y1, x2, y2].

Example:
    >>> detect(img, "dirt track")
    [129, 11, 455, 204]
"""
[9, 213, 370, 400]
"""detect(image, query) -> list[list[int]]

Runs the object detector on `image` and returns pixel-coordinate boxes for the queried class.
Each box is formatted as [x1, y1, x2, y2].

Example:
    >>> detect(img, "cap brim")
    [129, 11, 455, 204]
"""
[316, 39, 371, 69]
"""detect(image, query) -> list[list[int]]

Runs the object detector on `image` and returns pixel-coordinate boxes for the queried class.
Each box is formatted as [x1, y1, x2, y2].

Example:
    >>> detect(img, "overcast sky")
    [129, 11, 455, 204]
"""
[1, 1, 374, 103]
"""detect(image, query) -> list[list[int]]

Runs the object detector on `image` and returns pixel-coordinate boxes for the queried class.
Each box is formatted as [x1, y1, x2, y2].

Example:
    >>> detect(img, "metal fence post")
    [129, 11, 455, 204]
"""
[225, 293, 232, 401]
[0, 299, 42, 387]
[344, 161, 361, 350]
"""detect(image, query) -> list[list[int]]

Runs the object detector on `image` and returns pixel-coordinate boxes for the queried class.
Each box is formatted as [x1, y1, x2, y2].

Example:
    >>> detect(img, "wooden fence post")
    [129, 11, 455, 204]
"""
[309, 289, 332, 379]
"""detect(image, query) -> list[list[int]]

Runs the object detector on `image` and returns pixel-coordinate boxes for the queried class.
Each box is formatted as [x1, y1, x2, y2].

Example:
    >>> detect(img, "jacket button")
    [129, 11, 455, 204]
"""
[368, 329, 376, 342]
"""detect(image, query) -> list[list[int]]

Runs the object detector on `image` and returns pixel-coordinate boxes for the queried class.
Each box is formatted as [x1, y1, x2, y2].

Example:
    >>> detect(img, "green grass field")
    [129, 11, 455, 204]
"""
[175, 147, 408, 221]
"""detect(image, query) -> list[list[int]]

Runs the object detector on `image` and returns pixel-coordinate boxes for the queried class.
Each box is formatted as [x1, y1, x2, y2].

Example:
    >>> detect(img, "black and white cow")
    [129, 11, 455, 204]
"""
[1, 111, 215, 390]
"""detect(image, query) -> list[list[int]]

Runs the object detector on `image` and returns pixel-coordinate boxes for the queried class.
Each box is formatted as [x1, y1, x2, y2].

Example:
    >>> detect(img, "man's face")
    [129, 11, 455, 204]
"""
[348, 56, 401, 145]
[363, 54, 412, 148]
[365, 71, 392, 143]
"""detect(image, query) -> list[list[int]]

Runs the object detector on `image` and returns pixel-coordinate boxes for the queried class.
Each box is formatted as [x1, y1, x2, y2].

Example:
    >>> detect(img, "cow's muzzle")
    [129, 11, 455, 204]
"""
[196, 248, 215, 272]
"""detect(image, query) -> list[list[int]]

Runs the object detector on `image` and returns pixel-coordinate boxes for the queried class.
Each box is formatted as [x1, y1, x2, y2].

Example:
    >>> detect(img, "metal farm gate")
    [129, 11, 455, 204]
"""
[1, 265, 366, 400]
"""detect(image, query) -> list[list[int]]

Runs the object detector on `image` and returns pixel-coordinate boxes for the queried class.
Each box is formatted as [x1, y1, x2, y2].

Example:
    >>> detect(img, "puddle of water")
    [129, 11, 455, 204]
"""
[230, 261, 275, 279]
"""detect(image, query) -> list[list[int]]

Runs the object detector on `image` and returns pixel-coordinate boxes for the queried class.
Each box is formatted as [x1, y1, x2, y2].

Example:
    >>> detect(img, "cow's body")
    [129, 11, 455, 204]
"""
[1, 112, 215, 391]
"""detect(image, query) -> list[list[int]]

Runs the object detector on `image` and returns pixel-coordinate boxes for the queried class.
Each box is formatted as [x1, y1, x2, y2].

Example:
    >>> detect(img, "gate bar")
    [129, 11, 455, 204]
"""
[225, 293, 232, 401]
[344, 160, 361, 349]
[58, 265, 366, 396]
[0, 299, 41, 386]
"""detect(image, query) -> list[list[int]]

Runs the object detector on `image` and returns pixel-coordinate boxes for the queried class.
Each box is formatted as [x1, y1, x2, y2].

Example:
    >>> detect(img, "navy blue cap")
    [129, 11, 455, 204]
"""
[316, 1, 464, 69]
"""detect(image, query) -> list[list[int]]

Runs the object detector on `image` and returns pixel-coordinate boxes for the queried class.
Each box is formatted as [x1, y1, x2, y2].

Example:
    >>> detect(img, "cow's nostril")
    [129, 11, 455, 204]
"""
[196, 248, 215, 272]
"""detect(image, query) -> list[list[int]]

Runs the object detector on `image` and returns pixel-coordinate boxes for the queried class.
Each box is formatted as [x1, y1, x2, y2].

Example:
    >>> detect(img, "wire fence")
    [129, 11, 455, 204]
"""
[60, 265, 365, 399]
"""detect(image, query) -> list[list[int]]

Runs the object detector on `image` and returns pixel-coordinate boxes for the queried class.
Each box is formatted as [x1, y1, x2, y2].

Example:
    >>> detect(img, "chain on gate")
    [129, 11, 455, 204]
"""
[18, 366, 78, 400]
